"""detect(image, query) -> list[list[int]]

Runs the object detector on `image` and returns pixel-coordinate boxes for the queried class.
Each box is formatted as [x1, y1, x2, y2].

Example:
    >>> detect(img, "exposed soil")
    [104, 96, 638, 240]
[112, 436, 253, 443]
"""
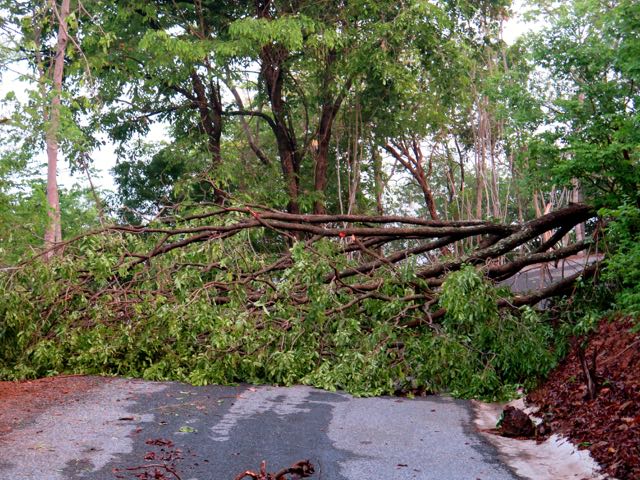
[0, 374, 107, 439]
[528, 316, 640, 480]
[498, 405, 536, 438]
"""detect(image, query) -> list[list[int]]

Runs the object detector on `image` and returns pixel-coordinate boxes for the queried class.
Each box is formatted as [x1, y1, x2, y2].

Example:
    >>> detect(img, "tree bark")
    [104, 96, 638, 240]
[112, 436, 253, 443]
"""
[312, 52, 352, 214]
[44, 0, 71, 259]
[372, 148, 385, 215]
[572, 178, 585, 242]
[256, 0, 301, 214]
[190, 71, 222, 166]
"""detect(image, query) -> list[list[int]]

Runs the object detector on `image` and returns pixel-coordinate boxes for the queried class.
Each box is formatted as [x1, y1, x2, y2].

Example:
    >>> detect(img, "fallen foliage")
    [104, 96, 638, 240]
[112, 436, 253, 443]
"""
[0, 375, 105, 438]
[234, 460, 315, 480]
[528, 316, 640, 479]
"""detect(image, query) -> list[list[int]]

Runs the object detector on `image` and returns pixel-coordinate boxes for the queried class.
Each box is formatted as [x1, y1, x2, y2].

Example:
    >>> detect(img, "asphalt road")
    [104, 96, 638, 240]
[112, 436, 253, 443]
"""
[502, 254, 601, 295]
[0, 378, 519, 480]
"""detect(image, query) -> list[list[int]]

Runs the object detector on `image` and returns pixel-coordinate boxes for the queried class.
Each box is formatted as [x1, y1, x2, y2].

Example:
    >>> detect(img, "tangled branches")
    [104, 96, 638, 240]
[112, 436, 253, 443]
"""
[98, 202, 599, 327]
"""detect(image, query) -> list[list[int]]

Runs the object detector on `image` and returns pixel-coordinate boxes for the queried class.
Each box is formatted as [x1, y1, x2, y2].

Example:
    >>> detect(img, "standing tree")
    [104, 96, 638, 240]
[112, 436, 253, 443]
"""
[1, 0, 98, 257]
[43, 0, 72, 257]
[528, 0, 640, 208]
[79, 0, 472, 217]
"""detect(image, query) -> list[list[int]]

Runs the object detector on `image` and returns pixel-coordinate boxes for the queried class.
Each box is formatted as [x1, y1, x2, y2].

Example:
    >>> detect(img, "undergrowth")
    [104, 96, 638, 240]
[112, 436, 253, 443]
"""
[600, 204, 640, 319]
[0, 231, 563, 400]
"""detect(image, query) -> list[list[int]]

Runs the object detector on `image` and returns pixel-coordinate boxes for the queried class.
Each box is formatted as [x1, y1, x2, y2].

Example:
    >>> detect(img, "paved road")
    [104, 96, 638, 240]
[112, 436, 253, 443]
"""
[502, 254, 601, 295]
[0, 378, 518, 480]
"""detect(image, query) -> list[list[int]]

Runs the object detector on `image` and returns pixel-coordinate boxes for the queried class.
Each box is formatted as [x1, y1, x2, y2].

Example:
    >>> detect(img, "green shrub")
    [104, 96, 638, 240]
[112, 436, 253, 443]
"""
[601, 204, 640, 317]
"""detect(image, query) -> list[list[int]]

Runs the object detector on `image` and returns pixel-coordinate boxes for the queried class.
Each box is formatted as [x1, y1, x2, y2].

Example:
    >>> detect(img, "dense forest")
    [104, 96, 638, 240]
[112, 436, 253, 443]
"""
[0, 0, 638, 399]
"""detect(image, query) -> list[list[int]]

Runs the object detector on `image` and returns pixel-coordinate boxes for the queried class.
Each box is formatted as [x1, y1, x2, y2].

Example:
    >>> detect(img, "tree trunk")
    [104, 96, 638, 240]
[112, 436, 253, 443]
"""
[572, 178, 585, 242]
[256, 0, 300, 214]
[312, 52, 352, 214]
[190, 71, 222, 166]
[313, 51, 337, 215]
[189, 72, 226, 203]
[44, 0, 71, 259]
[259, 47, 300, 214]
[347, 104, 362, 215]
[313, 105, 334, 214]
[372, 148, 385, 215]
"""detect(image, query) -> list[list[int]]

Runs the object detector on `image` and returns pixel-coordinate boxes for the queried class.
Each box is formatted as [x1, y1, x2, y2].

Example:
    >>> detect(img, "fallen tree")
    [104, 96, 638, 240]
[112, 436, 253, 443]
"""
[101, 202, 600, 323]
[0, 203, 602, 398]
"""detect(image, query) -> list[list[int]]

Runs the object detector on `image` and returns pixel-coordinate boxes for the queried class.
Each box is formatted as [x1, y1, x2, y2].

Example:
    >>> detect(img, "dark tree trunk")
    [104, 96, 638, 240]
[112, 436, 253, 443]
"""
[189, 71, 225, 203]
[313, 107, 334, 214]
[313, 52, 352, 214]
[256, 0, 301, 214]
[190, 72, 222, 165]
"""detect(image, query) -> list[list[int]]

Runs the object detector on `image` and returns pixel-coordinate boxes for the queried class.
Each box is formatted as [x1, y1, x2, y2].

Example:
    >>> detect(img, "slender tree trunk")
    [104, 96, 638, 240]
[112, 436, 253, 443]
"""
[472, 103, 484, 220]
[445, 144, 456, 208]
[190, 72, 222, 166]
[263, 62, 300, 214]
[334, 126, 345, 215]
[312, 52, 352, 214]
[313, 106, 334, 214]
[190, 72, 226, 203]
[347, 104, 361, 215]
[44, 0, 71, 259]
[489, 128, 501, 218]
[572, 178, 585, 242]
[416, 141, 440, 221]
[313, 51, 337, 215]
[452, 135, 469, 224]
[372, 148, 384, 215]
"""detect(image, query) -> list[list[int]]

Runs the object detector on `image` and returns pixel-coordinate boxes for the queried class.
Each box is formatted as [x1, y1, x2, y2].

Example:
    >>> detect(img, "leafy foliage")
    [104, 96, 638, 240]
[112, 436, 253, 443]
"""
[601, 204, 640, 316]
[528, 0, 640, 207]
[440, 265, 556, 395]
[0, 232, 560, 400]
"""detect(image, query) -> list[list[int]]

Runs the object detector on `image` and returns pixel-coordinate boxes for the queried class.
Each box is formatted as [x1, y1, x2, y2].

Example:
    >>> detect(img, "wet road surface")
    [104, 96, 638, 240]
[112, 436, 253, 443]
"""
[0, 378, 518, 480]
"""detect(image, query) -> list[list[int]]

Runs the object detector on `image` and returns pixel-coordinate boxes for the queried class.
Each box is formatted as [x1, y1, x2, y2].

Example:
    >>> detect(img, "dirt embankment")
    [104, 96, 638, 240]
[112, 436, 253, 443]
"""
[528, 316, 640, 479]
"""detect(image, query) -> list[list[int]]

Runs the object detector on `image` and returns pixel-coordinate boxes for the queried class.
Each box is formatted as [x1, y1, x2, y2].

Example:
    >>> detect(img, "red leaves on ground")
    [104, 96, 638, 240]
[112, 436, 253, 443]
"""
[113, 438, 183, 480]
[0, 375, 104, 438]
[234, 460, 315, 480]
[528, 316, 640, 479]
